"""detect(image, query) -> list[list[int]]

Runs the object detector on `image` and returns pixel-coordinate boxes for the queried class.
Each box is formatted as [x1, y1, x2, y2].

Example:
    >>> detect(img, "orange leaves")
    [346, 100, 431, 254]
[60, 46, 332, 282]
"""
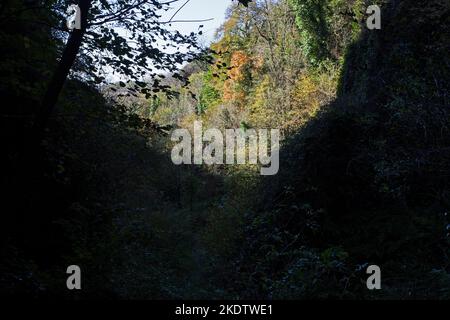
[223, 80, 234, 102]
[229, 51, 250, 82]
[223, 50, 254, 104]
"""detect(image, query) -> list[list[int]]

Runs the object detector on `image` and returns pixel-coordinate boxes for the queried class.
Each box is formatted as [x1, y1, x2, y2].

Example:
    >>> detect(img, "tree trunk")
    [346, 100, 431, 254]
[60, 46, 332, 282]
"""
[32, 0, 91, 143]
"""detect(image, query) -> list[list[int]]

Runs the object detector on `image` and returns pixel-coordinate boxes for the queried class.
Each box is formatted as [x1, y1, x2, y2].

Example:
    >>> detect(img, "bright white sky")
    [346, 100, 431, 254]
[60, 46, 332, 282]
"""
[164, 0, 233, 45]
[104, 0, 234, 82]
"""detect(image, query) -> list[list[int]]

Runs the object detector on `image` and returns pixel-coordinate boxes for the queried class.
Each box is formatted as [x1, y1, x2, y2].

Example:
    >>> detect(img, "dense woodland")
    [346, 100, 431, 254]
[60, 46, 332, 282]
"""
[1, 0, 449, 299]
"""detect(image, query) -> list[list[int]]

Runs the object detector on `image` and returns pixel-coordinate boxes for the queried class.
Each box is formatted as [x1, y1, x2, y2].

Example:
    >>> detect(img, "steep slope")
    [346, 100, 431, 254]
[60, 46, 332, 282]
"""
[234, 0, 450, 299]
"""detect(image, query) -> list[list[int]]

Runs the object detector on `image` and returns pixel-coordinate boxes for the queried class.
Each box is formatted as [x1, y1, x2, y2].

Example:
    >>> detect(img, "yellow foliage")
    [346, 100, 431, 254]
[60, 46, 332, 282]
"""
[293, 75, 321, 109]
[223, 79, 234, 102]
[247, 75, 277, 128]
[282, 69, 339, 133]
[179, 112, 199, 132]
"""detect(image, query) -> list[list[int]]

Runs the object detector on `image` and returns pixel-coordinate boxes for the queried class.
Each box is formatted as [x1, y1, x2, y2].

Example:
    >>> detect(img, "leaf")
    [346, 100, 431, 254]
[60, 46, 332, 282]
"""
[236, 0, 252, 7]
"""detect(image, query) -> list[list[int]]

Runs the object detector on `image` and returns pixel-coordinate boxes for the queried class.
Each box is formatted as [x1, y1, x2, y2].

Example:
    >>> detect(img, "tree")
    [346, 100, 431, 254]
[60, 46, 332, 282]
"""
[34, 0, 91, 141]
[235, 0, 253, 6]
[33, 0, 255, 141]
[288, 0, 365, 66]
[33, 0, 204, 141]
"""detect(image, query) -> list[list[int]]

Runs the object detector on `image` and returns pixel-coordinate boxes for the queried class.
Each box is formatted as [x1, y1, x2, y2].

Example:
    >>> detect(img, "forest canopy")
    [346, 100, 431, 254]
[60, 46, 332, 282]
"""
[0, 0, 449, 300]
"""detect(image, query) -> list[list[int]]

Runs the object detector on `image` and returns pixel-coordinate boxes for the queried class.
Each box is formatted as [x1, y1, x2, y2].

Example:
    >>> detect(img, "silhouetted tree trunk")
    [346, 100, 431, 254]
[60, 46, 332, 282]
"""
[32, 0, 91, 143]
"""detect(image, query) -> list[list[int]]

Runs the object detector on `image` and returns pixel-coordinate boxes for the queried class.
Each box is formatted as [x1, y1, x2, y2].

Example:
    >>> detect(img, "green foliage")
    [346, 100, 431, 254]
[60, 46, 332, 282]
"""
[2, 0, 449, 301]
[233, 0, 450, 299]
[198, 71, 221, 114]
[288, 0, 365, 66]
[288, 0, 331, 65]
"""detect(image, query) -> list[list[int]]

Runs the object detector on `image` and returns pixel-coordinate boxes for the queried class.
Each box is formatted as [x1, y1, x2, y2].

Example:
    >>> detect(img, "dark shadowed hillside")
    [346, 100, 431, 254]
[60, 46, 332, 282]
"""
[233, 0, 450, 299]
[1, 0, 449, 300]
